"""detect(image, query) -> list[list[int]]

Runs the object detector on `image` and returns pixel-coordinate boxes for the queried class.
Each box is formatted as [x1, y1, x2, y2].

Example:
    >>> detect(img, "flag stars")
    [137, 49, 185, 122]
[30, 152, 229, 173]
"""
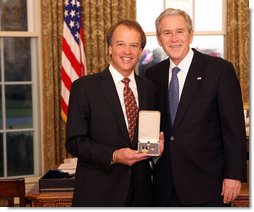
[65, 0, 69, 6]
[69, 20, 75, 28]
[71, 0, 76, 6]
[70, 10, 76, 17]
[76, 22, 80, 28]
[64, 10, 69, 17]
[64, 0, 82, 43]
[75, 32, 80, 39]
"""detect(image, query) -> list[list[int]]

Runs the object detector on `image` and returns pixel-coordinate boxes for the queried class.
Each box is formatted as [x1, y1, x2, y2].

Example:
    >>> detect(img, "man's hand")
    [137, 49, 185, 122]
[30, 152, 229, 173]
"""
[113, 148, 148, 166]
[112, 132, 164, 166]
[221, 178, 241, 204]
[158, 132, 165, 155]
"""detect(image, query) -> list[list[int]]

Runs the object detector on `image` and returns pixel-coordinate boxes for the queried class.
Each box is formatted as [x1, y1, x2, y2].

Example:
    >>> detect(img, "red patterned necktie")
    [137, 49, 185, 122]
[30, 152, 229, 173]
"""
[122, 78, 138, 142]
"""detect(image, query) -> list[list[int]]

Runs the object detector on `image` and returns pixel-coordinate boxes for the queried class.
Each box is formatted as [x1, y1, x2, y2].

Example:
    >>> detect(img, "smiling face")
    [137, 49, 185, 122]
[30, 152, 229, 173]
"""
[157, 15, 194, 65]
[108, 24, 143, 77]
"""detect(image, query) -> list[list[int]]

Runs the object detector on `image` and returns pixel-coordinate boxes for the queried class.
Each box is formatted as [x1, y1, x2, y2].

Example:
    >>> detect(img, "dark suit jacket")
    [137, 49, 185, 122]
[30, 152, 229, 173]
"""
[145, 48, 247, 206]
[65, 67, 155, 206]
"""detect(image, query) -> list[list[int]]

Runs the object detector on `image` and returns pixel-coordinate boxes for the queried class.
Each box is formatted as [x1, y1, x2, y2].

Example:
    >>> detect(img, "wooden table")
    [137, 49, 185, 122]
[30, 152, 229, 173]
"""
[231, 182, 249, 207]
[26, 183, 73, 207]
[26, 181, 248, 207]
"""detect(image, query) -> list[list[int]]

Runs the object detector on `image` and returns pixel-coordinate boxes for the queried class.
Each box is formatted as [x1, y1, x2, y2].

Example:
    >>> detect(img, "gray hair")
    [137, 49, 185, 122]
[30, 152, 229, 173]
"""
[155, 8, 193, 35]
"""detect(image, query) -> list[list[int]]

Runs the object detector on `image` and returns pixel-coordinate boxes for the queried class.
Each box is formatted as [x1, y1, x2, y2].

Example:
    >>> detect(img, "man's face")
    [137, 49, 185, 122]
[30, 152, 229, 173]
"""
[109, 25, 143, 77]
[157, 15, 193, 65]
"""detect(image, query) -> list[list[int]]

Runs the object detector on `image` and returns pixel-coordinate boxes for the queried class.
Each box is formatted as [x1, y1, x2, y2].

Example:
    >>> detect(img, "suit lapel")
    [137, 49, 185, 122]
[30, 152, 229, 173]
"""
[174, 50, 207, 129]
[99, 69, 130, 145]
[160, 60, 171, 124]
[136, 75, 146, 110]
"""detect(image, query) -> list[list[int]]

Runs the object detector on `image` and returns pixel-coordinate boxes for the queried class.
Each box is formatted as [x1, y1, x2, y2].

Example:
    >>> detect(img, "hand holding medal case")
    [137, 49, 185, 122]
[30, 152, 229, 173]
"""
[138, 110, 161, 156]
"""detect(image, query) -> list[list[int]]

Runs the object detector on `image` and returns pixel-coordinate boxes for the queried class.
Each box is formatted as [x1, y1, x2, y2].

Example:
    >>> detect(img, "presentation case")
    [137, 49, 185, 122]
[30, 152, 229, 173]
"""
[138, 110, 161, 156]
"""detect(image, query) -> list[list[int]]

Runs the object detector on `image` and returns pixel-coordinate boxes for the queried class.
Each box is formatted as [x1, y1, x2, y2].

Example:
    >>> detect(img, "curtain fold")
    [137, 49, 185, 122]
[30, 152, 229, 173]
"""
[41, 0, 136, 172]
[226, 0, 249, 104]
[41, 0, 64, 172]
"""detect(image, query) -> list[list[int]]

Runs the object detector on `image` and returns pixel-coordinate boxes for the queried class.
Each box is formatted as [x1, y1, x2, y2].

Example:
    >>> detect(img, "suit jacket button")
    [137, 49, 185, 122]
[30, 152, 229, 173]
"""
[170, 136, 174, 141]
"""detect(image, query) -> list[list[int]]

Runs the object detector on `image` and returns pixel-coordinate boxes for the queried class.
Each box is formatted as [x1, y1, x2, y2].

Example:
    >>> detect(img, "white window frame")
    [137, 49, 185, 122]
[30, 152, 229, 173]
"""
[137, 0, 226, 58]
[0, 0, 42, 180]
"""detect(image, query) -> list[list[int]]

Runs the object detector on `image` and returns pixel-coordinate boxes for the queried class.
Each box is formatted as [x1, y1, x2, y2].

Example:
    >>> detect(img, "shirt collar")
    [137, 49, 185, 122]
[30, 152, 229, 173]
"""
[169, 48, 194, 74]
[109, 64, 136, 85]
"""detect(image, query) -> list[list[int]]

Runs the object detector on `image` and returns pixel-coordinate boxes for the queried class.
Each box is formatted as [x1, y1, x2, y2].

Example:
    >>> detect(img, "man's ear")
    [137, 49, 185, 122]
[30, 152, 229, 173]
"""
[156, 35, 162, 46]
[108, 46, 112, 55]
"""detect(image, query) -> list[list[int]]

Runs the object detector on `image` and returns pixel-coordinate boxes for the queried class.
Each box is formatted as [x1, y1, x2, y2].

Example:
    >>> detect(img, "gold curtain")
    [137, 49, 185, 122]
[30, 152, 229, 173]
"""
[226, 0, 249, 104]
[41, 0, 136, 172]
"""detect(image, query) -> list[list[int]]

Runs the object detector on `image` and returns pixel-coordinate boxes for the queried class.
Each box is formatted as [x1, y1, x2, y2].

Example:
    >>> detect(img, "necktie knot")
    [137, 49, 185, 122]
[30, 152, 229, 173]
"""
[121, 78, 130, 85]
[172, 67, 180, 76]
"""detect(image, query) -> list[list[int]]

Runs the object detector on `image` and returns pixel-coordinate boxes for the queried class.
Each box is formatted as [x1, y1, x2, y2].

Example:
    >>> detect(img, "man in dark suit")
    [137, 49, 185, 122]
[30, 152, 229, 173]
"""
[145, 8, 247, 207]
[65, 19, 164, 207]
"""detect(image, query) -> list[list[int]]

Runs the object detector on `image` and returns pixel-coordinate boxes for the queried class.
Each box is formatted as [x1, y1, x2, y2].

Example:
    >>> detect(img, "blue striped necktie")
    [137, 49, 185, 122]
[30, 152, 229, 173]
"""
[168, 67, 180, 125]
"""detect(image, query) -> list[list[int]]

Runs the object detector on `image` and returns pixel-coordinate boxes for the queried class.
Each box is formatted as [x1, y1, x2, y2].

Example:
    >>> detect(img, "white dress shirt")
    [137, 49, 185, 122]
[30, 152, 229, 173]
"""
[168, 49, 194, 100]
[109, 64, 139, 128]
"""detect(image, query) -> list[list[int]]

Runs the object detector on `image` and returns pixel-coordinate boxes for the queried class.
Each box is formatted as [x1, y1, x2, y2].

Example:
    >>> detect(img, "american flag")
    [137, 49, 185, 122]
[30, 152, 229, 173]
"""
[61, 0, 87, 122]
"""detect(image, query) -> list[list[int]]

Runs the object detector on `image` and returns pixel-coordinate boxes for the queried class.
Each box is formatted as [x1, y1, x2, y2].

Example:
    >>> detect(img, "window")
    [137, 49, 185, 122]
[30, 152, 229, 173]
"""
[136, 0, 225, 75]
[0, 0, 41, 178]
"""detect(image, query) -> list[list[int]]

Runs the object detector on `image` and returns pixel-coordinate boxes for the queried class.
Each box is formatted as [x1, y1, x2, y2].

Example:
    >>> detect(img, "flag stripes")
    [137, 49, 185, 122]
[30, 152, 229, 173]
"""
[61, 0, 86, 122]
